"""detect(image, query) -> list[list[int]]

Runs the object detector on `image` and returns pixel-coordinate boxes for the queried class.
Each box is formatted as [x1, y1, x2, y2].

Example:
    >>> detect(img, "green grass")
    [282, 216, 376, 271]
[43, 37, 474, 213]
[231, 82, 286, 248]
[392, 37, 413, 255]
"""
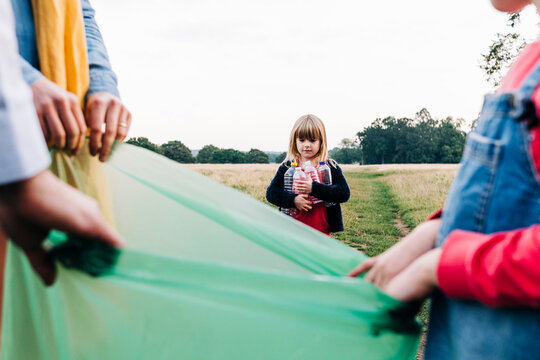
[381, 169, 455, 229]
[334, 171, 403, 257]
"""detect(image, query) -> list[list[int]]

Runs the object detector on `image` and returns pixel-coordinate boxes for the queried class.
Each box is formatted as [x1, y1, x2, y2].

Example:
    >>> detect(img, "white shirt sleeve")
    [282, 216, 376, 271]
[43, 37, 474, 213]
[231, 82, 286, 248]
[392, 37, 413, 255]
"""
[0, 0, 50, 185]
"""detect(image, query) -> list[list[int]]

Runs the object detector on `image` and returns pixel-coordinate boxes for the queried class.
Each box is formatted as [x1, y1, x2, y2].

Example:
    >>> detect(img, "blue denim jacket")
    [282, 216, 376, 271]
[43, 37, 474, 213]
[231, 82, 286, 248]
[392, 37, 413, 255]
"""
[10, 0, 119, 100]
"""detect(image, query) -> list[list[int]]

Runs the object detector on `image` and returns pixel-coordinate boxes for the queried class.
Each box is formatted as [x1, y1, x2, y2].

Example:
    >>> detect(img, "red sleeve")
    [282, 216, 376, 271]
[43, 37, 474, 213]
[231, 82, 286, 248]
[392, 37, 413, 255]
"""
[437, 226, 540, 307]
[427, 209, 442, 220]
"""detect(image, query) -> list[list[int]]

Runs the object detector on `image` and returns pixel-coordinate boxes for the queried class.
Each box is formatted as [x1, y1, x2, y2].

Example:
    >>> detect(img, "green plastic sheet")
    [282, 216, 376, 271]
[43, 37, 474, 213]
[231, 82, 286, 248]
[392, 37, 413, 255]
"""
[1, 143, 419, 359]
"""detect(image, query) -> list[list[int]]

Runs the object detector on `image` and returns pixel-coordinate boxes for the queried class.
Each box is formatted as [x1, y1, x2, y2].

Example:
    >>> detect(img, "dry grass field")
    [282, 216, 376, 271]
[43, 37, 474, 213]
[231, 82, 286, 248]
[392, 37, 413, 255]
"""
[186, 164, 276, 203]
[186, 162, 459, 233]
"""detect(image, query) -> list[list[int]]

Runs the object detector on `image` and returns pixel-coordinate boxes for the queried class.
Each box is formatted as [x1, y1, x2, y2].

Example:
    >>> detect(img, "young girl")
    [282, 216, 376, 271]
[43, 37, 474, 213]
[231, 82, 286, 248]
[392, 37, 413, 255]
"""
[350, 1, 540, 359]
[266, 114, 350, 235]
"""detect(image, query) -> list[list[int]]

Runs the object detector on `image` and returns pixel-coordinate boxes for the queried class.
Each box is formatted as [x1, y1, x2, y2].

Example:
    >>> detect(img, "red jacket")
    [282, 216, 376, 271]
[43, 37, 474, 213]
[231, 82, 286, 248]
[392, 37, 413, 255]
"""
[436, 41, 540, 307]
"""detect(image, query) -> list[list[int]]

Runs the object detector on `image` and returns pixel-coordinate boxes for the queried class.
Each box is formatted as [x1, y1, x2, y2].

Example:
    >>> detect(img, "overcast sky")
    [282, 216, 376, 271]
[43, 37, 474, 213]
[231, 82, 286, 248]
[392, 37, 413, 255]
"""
[91, 0, 539, 152]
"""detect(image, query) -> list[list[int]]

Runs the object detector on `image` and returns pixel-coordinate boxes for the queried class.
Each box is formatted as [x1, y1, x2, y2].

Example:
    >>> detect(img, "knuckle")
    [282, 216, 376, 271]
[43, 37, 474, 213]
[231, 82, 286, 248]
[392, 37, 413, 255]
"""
[54, 95, 69, 107]
[109, 97, 120, 106]
[52, 134, 65, 144]
[91, 98, 104, 107]
[65, 127, 77, 137]
[68, 94, 79, 105]
[43, 99, 55, 111]
[105, 129, 116, 137]
[89, 123, 102, 132]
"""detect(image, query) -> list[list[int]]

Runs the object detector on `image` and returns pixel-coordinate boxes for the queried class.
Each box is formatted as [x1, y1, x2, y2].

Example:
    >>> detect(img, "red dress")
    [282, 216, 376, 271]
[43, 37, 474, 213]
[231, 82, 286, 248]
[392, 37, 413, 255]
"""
[294, 203, 330, 235]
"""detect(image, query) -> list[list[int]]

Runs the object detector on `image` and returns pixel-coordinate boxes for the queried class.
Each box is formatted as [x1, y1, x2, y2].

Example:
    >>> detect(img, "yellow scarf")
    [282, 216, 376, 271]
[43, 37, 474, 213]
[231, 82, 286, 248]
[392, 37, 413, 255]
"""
[31, 0, 89, 106]
[32, 0, 115, 226]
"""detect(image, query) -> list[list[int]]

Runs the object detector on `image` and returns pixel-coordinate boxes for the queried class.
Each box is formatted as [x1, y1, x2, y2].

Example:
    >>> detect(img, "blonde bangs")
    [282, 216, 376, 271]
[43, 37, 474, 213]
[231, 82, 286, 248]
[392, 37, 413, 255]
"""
[294, 121, 323, 142]
[285, 114, 328, 164]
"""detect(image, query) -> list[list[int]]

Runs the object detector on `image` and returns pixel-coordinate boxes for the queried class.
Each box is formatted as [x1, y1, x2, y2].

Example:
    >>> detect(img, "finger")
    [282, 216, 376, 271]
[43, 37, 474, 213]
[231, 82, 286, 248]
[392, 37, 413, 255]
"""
[367, 266, 389, 287]
[43, 104, 66, 149]
[371, 270, 384, 287]
[89, 221, 125, 248]
[70, 97, 86, 155]
[56, 96, 80, 151]
[99, 101, 121, 162]
[79, 205, 125, 248]
[23, 246, 57, 286]
[37, 112, 50, 142]
[86, 98, 107, 156]
[348, 258, 375, 277]
[116, 108, 130, 141]
[75, 129, 86, 156]
[45, 188, 126, 249]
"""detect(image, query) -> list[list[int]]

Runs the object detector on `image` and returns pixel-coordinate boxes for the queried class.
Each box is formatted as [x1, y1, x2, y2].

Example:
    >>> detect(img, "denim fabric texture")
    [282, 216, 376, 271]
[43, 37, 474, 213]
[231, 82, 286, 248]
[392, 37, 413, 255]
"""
[10, 0, 119, 98]
[424, 66, 540, 359]
[10, 0, 42, 85]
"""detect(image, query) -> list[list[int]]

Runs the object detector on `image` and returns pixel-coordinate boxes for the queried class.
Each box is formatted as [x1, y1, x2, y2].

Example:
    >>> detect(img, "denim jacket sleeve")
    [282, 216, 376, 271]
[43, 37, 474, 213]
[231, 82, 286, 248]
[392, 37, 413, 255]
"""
[81, 0, 119, 101]
[19, 55, 44, 85]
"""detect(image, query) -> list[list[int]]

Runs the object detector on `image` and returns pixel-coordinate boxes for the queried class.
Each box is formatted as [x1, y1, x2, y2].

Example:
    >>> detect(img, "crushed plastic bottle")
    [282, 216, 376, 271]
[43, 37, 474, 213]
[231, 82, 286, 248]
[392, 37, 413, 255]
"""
[281, 162, 297, 216]
[291, 167, 307, 218]
[304, 161, 322, 204]
[319, 161, 334, 207]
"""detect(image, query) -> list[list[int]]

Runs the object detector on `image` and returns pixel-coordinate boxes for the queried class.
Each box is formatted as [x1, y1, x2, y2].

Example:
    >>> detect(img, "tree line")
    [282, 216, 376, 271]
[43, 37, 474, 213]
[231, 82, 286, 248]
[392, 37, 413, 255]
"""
[126, 138, 272, 164]
[127, 108, 467, 165]
[330, 108, 467, 164]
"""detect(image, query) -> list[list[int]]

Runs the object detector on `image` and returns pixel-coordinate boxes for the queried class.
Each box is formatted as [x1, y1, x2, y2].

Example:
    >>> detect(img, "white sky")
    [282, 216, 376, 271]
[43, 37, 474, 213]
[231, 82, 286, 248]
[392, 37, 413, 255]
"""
[91, 0, 540, 152]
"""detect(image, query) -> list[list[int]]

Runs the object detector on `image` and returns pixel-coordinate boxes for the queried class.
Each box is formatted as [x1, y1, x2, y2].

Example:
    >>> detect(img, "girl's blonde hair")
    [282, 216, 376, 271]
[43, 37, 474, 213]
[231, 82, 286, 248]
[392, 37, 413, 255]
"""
[286, 114, 328, 164]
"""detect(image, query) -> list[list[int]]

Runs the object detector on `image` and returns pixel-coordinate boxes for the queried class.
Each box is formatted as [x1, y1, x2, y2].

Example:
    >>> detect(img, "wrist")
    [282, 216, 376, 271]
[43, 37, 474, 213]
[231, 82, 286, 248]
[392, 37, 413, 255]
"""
[418, 248, 442, 288]
[406, 219, 440, 249]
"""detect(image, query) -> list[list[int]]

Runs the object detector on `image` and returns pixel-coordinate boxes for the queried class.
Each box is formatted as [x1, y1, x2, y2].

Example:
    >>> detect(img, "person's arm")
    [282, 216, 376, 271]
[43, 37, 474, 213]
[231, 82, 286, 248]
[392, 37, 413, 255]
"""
[348, 219, 441, 286]
[81, 0, 132, 162]
[80, 0, 118, 99]
[437, 226, 540, 307]
[0, 0, 124, 286]
[309, 163, 350, 203]
[382, 226, 540, 307]
[266, 164, 297, 209]
[0, 171, 125, 285]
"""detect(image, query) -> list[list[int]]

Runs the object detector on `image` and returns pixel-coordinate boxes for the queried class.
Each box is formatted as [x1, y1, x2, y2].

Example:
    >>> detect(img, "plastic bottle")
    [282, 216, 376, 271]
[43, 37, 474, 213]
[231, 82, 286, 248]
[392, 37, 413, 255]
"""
[303, 161, 320, 183]
[318, 161, 334, 207]
[291, 167, 307, 218]
[304, 161, 322, 205]
[281, 162, 296, 216]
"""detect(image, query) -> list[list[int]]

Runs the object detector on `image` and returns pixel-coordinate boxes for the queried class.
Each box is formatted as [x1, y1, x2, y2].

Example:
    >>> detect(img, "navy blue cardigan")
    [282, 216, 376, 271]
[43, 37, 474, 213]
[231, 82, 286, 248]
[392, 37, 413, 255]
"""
[266, 160, 350, 232]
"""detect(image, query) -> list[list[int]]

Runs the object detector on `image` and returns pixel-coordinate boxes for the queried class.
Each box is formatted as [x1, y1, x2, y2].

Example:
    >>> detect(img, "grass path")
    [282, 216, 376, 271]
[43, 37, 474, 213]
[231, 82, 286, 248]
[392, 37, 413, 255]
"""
[334, 171, 405, 257]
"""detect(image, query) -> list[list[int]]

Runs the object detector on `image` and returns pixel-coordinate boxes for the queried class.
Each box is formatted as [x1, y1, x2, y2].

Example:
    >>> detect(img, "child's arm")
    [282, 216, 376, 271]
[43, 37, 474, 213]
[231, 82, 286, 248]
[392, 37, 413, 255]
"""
[376, 225, 540, 307]
[265, 164, 297, 209]
[348, 219, 441, 286]
[309, 164, 350, 203]
[435, 226, 540, 307]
